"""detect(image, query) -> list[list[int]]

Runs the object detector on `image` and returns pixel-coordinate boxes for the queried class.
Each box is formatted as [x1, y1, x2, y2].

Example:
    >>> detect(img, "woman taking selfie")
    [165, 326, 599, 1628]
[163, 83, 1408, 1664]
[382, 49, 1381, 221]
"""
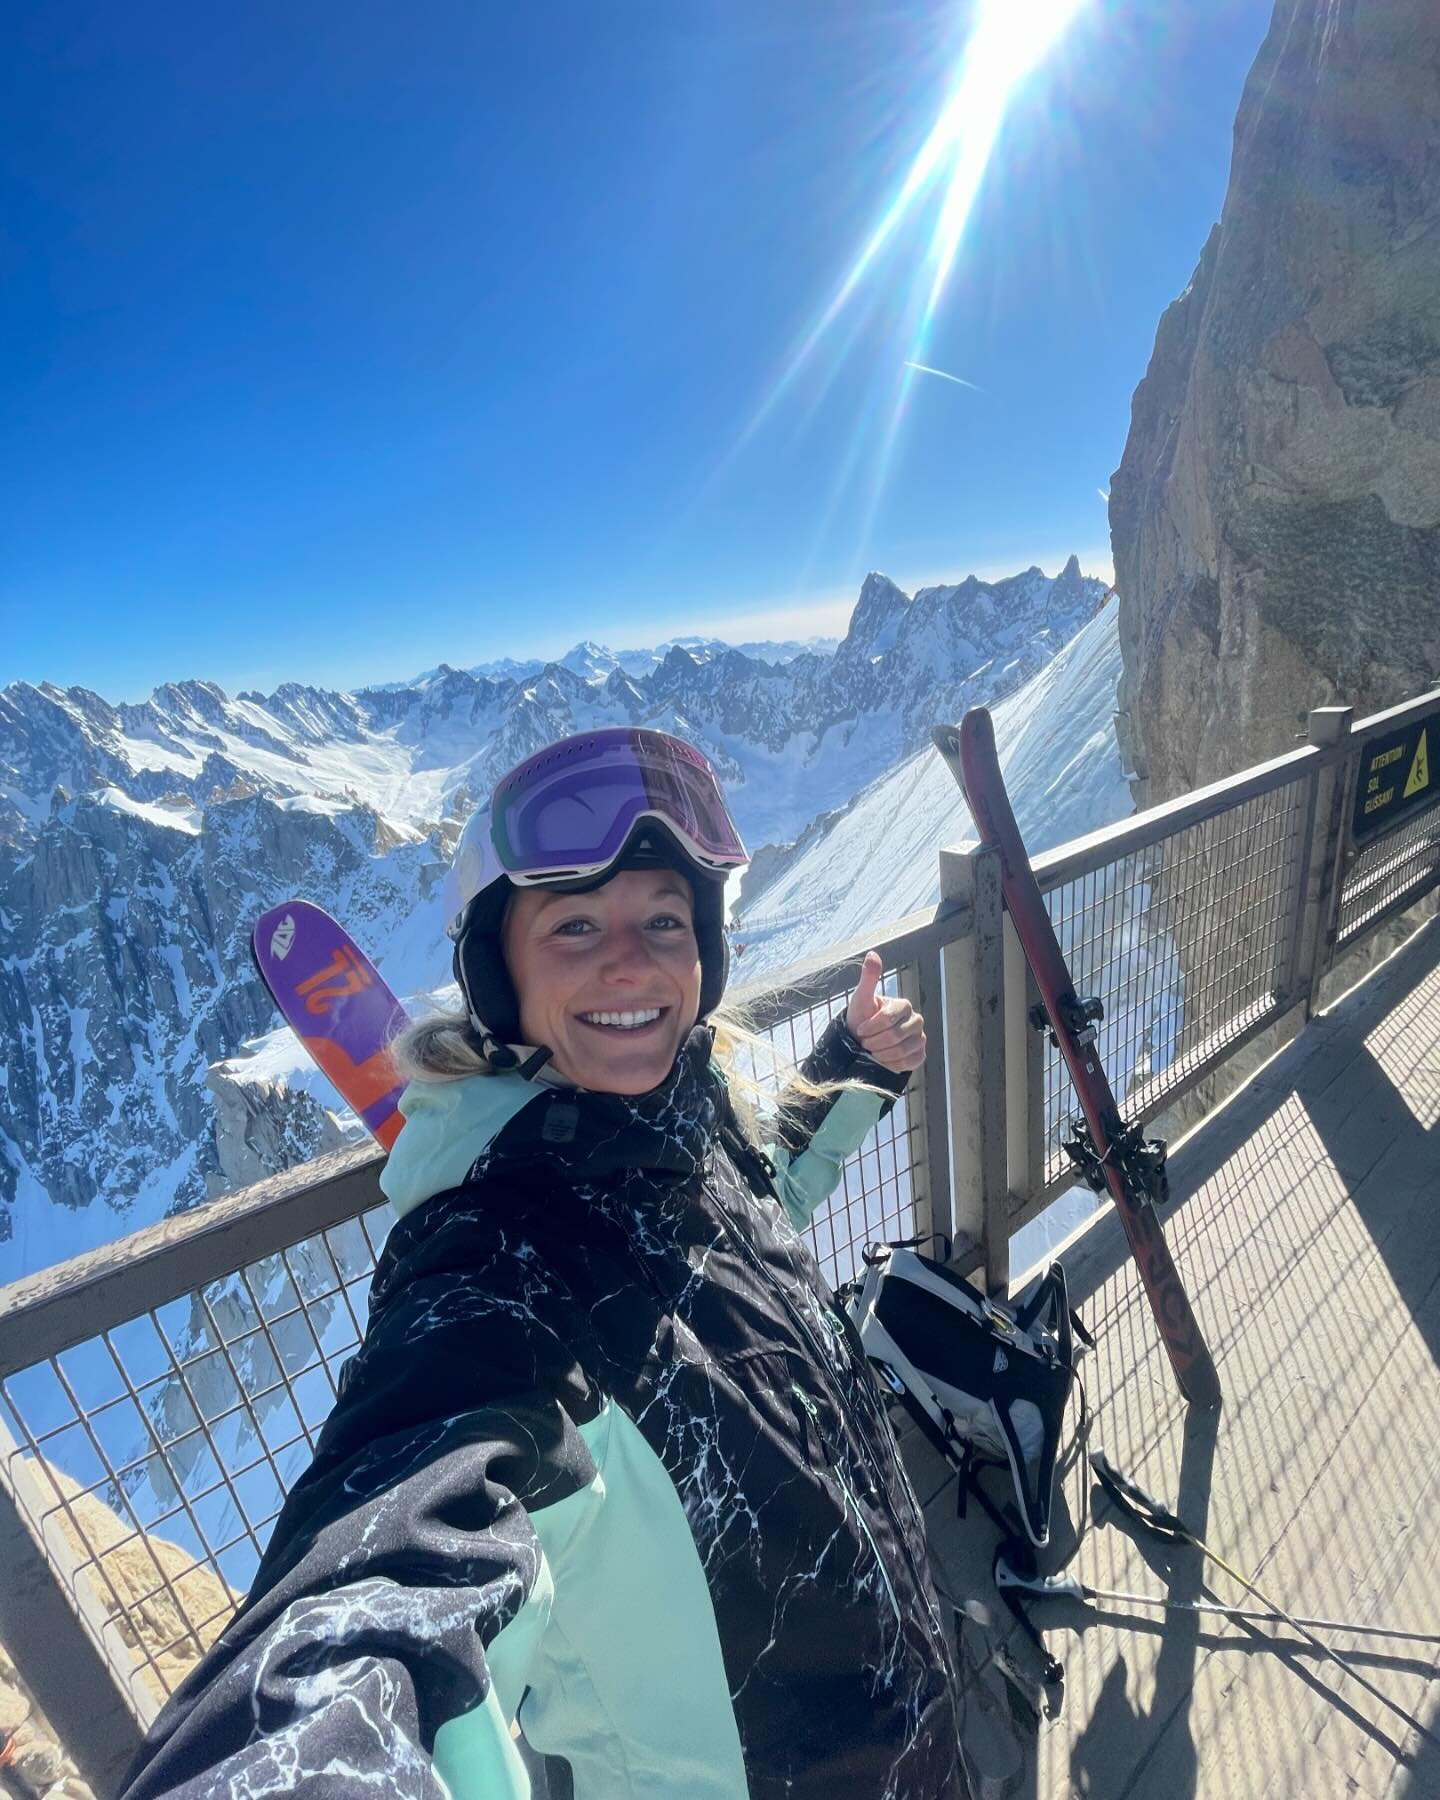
[122, 728, 971, 1798]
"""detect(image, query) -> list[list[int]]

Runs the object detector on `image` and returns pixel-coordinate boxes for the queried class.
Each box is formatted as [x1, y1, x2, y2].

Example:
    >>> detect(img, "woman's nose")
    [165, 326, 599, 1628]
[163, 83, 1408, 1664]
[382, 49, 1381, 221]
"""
[599, 926, 658, 979]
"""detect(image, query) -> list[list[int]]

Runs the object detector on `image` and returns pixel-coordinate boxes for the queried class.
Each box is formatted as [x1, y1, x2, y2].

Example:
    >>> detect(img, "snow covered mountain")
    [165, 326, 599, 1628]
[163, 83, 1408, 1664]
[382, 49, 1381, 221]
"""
[395, 632, 840, 690]
[731, 603, 1130, 979]
[1, 558, 1104, 1280]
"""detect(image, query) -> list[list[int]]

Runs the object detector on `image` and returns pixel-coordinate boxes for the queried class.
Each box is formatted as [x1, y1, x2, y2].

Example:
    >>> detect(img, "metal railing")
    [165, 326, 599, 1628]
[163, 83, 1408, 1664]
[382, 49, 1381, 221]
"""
[0, 1147, 396, 1793]
[962, 696, 1439, 1254]
[2, 685, 1437, 1794]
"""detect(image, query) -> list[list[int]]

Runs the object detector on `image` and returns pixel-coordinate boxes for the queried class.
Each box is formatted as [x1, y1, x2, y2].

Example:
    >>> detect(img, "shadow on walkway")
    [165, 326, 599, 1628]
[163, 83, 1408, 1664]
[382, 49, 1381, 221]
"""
[1050, 917, 1440, 1794]
[1067, 1405, 1218, 1800]
[1068, 917, 1440, 1366]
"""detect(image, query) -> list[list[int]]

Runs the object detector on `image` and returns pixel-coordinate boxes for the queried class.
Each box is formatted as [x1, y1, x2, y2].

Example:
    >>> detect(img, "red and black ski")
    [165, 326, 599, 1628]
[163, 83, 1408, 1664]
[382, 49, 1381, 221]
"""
[933, 711, 1221, 1411]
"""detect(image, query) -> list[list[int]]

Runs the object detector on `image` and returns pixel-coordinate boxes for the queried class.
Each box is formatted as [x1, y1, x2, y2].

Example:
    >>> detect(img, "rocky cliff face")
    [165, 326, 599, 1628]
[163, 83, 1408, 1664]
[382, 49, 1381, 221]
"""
[0, 1454, 243, 1797]
[1113, 0, 1440, 803]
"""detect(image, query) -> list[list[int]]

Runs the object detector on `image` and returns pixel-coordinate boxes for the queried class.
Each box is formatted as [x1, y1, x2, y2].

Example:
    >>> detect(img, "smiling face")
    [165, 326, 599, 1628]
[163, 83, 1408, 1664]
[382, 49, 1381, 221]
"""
[502, 868, 704, 1094]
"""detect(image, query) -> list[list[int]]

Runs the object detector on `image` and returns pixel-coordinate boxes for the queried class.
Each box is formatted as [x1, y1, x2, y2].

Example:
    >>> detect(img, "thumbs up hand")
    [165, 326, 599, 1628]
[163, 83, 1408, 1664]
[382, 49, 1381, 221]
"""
[844, 950, 927, 1073]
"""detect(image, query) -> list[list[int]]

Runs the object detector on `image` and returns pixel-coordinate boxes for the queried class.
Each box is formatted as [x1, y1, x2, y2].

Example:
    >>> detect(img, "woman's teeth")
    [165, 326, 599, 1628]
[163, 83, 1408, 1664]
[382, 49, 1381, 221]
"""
[580, 1008, 663, 1031]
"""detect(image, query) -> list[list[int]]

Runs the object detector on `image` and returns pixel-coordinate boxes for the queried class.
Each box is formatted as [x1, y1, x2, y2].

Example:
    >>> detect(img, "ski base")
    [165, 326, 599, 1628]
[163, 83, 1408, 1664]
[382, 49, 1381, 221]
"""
[933, 713, 1220, 1411]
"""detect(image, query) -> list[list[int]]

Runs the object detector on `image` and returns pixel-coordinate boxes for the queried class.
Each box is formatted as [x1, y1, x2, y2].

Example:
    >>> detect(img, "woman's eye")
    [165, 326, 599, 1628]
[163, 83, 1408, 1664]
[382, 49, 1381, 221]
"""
[549, 914, 690, 937]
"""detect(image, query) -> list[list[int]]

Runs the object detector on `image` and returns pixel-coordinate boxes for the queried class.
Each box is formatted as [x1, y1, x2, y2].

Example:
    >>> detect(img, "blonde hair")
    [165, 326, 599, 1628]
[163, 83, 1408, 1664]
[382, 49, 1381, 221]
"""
[390, 995, 887, 1143]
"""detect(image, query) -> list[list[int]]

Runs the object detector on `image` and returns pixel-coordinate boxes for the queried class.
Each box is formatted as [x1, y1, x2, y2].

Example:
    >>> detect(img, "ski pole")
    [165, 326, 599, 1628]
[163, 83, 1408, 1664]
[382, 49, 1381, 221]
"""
[1090, 1451, 1440, 1751]
[994, 1558, 1440, 1645]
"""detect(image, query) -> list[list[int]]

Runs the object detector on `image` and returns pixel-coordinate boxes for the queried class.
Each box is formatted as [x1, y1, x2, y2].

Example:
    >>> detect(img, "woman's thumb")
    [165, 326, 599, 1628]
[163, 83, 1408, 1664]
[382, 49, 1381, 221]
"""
[850, 950, 883, 1022]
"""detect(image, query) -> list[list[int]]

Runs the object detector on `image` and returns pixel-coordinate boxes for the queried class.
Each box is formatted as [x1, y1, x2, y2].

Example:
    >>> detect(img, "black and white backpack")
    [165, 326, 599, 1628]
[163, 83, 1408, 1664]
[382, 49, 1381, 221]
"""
[843, 1244, 1089, 1547]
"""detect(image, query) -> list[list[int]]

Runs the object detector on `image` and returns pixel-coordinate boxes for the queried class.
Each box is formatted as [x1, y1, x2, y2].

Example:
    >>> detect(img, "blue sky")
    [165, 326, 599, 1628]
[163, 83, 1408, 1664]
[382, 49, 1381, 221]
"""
[3, 0, 1273, 700]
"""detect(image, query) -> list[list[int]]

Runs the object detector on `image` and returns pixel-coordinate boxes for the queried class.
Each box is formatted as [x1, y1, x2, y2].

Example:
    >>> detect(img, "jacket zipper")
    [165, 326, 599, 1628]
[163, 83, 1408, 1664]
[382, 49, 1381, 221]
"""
[790, 1382, 900, 1623]
[709, 1138, 948, 1660]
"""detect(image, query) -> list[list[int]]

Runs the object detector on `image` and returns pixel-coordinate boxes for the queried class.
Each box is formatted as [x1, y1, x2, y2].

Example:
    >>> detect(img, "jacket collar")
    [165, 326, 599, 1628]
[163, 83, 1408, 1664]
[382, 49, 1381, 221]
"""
[380, 1026, 722, 1221]
[484, 1026, 722, 1185]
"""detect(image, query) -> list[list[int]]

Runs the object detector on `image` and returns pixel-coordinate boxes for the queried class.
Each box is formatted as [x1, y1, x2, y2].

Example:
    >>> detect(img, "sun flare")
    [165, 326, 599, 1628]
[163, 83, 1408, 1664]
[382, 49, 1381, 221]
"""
[734, 0, 1089, 524]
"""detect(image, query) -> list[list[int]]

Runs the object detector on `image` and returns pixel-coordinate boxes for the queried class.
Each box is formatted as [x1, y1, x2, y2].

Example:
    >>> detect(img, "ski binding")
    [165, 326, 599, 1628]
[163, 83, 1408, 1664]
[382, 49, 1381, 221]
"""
[1061, 1115, 1170, 1207]
[1028, 993, 1104, 1048]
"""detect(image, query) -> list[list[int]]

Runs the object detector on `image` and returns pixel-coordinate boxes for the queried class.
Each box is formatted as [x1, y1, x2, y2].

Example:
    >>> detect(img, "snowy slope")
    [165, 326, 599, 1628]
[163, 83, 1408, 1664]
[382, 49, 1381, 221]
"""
[392, 634, 841, 691]
[1, 562, 1101, 868]
[732, 605, 1129, 978]
[221, 612, 1135, 1276]
[1, 575, 1129, 1584]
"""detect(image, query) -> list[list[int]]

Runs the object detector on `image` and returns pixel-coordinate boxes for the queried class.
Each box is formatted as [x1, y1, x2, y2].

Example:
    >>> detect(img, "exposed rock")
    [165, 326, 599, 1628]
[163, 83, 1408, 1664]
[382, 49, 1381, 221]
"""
[0, 787, 435, 1255]
[0, 1452, 247, 1797]
[206, 1061, 359, 1195]
[1113, 0, 1440, 804]
[1113, 0, 1440, 1118]
[14, 1456, 240, 1714]
[11, 1730, 66, 1794]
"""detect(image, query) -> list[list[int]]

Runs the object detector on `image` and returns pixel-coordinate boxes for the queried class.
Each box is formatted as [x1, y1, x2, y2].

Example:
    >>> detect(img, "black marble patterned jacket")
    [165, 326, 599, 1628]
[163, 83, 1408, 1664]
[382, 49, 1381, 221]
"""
[120, 1022, 970, 1799]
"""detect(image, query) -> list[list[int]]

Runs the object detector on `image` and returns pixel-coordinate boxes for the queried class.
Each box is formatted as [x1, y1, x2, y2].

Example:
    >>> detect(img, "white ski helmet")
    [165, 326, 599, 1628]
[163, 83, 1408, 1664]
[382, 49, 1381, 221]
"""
[443, 728, 748, 1061]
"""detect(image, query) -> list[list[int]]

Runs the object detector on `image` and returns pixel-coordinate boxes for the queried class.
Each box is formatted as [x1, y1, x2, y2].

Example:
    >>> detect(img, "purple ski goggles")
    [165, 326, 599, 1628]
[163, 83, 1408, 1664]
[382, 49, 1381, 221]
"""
[490, 728, 747, 886]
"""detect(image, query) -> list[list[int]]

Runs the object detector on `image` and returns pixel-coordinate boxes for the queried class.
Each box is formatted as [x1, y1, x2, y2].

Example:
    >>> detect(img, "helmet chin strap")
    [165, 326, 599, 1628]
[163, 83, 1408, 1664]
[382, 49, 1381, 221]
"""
[468, 1016, 553, 1082]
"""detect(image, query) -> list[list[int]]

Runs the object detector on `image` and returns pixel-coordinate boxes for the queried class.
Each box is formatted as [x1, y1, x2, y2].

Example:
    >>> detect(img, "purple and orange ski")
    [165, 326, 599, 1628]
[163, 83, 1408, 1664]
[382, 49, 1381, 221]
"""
[250, 900, 409, 1149]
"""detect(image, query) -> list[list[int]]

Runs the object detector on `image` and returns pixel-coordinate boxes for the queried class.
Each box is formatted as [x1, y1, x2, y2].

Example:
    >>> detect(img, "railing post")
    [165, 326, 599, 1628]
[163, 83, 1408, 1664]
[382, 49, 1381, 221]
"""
[0, 1425, 147, 1796]
[1294, 706, 1355, 1017]
[896, 943, 954, 1256]
[1002, 915, 1043, 1220]
[938, 844, 1009, 1294]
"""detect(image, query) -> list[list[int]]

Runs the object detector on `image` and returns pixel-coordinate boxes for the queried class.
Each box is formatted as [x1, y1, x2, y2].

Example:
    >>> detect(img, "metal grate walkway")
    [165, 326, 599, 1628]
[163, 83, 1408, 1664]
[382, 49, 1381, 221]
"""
[907, 915, 1440, 1799]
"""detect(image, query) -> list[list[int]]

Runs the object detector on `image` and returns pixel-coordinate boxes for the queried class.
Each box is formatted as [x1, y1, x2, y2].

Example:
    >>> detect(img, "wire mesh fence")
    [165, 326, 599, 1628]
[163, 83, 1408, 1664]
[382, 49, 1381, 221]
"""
[0, 972, 923, 1718]
[1036, 776, 1309, 1185]
[750, 971, 922, 1290]
[7, 698, 1440, 1763]
[0, 1203, 390, 1718]
[1336, 797, 1440, 948]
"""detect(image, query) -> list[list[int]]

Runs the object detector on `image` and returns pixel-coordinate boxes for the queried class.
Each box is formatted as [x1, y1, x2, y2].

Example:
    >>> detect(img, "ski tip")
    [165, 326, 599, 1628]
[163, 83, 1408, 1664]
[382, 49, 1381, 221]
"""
[254, 898, 337, 934]
[958, 707, 996, 756]
[933, 712, 996, 760]
[930, 724, 960, 759]
[248, 911, 281, 981]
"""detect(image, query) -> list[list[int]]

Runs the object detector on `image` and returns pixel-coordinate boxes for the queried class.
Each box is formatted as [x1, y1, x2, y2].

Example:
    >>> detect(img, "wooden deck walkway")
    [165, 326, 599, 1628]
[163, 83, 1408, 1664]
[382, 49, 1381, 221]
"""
[905, 915, 1440, 1799]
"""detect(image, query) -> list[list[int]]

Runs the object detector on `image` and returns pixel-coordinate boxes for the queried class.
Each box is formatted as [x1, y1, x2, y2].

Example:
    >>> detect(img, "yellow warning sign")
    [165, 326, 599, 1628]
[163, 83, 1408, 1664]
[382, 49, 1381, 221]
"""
[1352, 710, 1440, 844]
[1403, 728, 1429, 799]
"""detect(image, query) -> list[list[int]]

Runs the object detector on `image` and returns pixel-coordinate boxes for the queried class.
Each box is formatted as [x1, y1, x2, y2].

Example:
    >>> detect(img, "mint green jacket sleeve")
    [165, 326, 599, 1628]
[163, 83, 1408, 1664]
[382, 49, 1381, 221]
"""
[436, 1402, 747, 1800]
[764, 1086, 889, 1231]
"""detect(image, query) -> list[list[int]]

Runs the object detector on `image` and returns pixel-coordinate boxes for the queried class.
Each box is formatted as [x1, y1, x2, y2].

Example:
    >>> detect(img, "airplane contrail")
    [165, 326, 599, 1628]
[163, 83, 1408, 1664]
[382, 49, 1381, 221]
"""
[904, 360, 982, 392]
[1097, 487, 1110, 502]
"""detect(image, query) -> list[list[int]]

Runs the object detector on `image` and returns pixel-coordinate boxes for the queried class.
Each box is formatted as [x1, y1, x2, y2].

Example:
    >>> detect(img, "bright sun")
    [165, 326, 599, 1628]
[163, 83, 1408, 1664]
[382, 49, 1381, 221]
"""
[909, 0, 1091, 330]
[735, 0, 1089, 490]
